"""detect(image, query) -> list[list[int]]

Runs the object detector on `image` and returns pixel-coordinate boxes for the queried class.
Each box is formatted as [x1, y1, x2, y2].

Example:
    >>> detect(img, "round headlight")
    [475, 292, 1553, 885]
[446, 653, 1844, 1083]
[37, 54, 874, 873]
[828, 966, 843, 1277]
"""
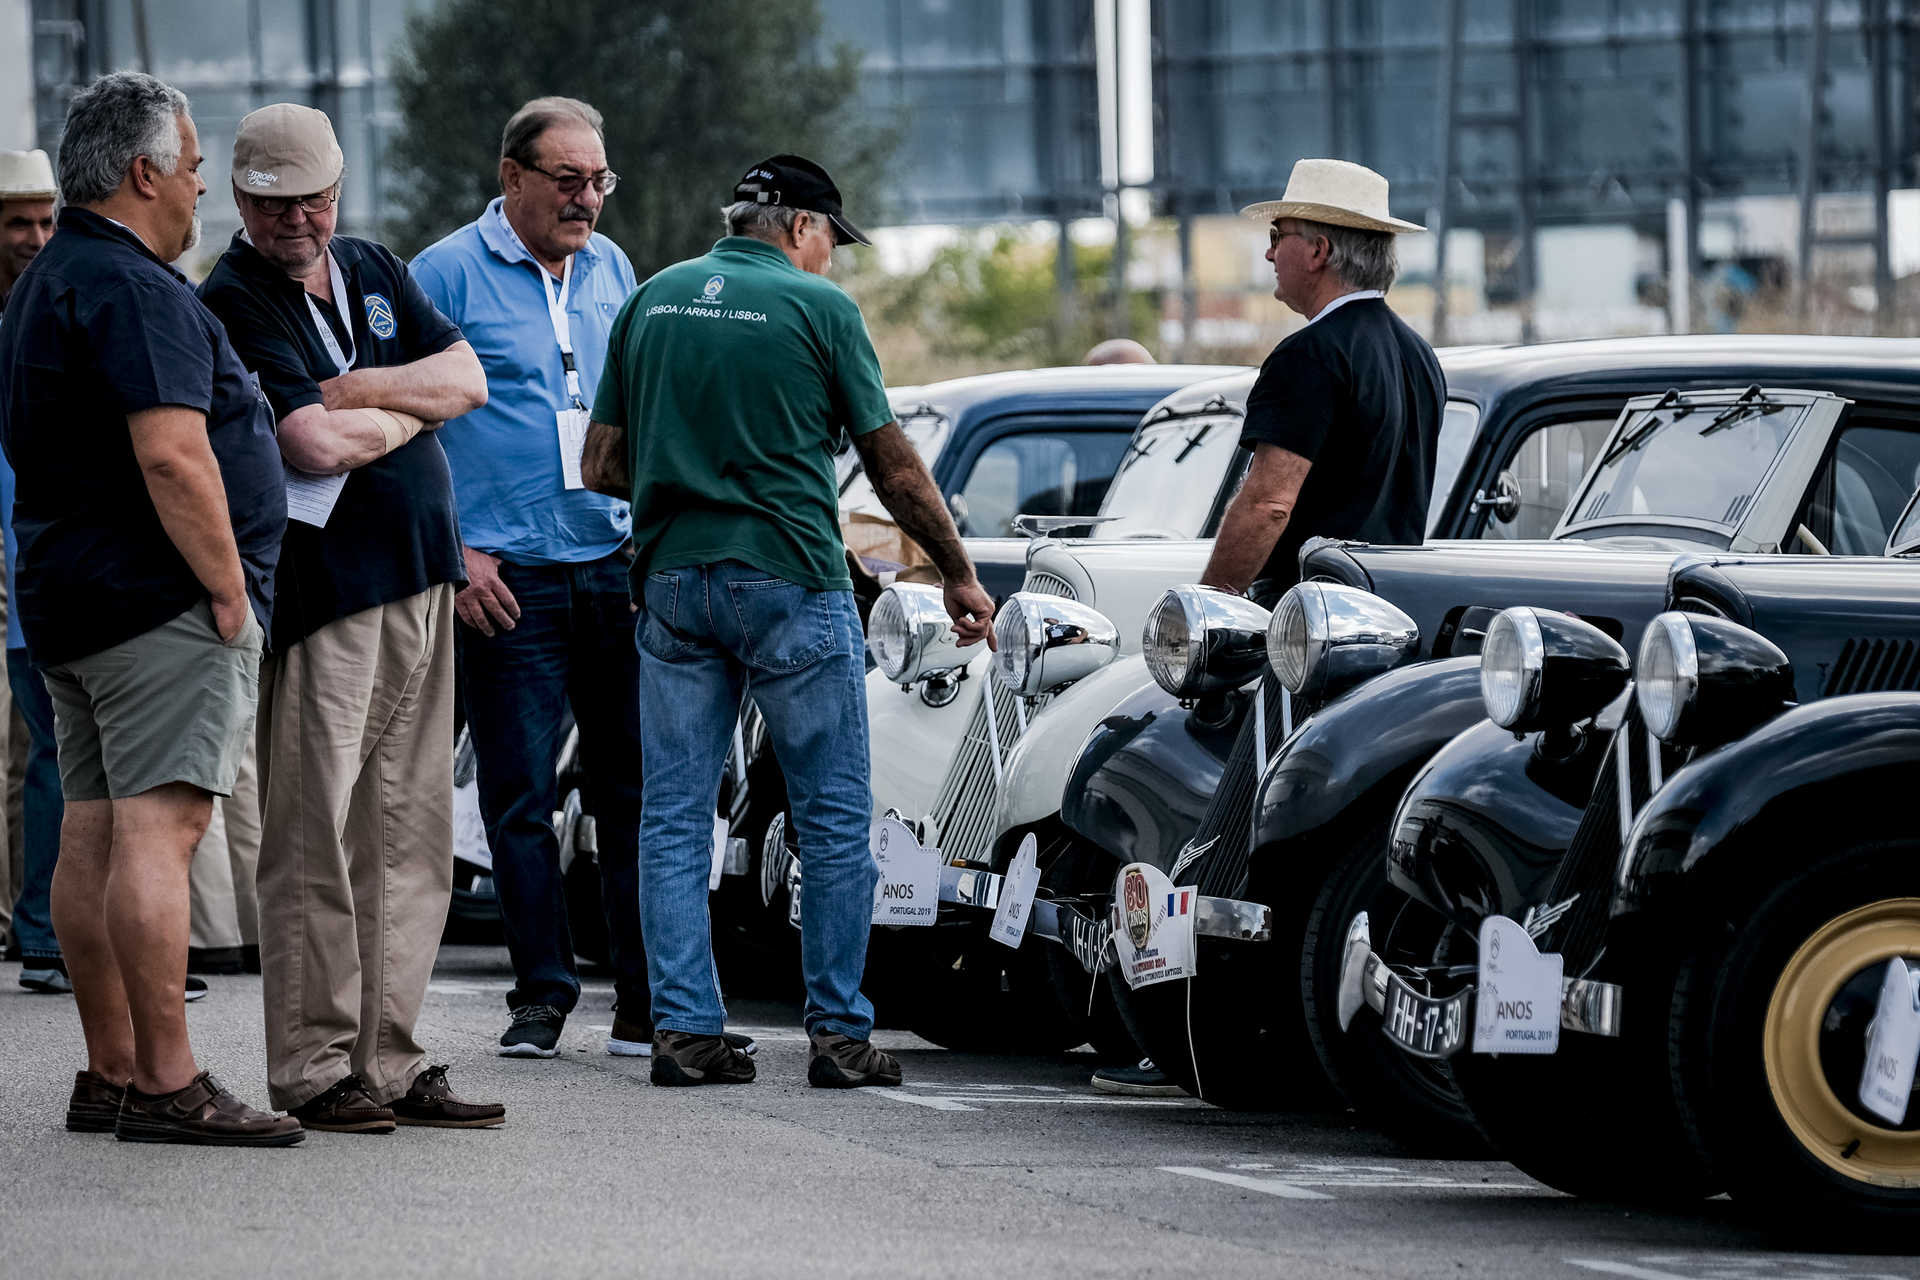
[1480, 606, 1631, 732]
[1142, 585, 1272, 699]
[993, 593, 1119, 698]
[868, 588, 913, 681]
[1636, 611, 1793, 746]
[867, 583, 970, 684]
[1267, 582, 1420, 702]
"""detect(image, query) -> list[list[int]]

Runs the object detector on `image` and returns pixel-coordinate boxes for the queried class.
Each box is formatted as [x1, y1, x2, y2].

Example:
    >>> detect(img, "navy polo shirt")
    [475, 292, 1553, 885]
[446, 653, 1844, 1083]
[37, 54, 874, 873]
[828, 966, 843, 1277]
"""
[199, 233, 468, 650]
[0, 208, 287, 667]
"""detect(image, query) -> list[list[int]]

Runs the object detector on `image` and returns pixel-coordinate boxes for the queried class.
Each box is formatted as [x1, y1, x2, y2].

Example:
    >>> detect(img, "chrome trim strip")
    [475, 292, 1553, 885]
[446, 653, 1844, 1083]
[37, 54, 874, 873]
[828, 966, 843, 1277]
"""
[1645, 726, 1664, 793]
[938, 864, 1002, 911]
[1614, 722, 1634, 840]
[1194, 894, 1272, 943]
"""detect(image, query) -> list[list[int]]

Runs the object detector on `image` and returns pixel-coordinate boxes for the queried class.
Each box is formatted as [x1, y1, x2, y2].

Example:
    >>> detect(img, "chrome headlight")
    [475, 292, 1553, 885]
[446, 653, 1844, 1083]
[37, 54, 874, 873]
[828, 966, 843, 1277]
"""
[992, 593, 1118, 698]
[868, 583, 970, 684]
[1481, 606, 1629, 732]
[1637, 611, 1793, 745]
[1267, 582, 1419, 702]
[1142, 585, 1272, 699]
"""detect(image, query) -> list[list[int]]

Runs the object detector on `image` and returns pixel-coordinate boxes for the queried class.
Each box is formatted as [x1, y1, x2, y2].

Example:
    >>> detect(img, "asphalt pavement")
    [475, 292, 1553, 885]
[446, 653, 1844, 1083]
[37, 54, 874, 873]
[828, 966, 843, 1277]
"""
[3, 944, 1917, 1280]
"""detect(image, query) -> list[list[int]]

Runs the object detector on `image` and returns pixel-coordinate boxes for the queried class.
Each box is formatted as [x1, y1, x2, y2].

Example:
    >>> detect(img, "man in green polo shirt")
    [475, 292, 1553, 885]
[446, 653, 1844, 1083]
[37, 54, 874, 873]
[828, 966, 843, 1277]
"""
[584, 155, 992, 1088]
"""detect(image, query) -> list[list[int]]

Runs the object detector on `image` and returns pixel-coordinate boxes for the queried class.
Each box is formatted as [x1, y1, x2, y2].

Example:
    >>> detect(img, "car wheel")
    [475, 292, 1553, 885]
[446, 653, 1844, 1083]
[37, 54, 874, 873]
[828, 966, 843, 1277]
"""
[1301, 840, 1489, 1157]
[555, 787, 611, 966]
[1670, 845, 1920, 1239]
[904, 929, 1091, 1054]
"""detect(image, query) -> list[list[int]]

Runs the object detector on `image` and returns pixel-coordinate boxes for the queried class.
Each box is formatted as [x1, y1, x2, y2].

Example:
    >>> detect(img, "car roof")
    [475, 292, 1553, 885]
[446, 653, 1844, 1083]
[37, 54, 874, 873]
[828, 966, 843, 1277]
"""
[889, 364, 1246, 428]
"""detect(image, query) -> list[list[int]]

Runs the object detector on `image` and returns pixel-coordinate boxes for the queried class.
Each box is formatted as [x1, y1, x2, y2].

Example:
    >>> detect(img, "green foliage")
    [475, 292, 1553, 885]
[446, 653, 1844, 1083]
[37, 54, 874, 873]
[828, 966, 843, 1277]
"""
[384, 0, 898, 272]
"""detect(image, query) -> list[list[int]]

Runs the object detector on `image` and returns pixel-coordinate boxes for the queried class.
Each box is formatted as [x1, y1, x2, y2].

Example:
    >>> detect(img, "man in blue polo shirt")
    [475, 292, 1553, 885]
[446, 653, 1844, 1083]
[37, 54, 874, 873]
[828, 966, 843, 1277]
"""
[412, 97, 654, 1061]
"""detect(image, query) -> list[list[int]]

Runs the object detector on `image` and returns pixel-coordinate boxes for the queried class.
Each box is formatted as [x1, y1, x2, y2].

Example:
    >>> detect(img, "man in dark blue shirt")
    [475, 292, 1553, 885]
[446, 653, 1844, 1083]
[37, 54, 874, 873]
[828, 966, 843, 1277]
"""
[0, 71, 300, 1146]
[198, 102, 499, 1135]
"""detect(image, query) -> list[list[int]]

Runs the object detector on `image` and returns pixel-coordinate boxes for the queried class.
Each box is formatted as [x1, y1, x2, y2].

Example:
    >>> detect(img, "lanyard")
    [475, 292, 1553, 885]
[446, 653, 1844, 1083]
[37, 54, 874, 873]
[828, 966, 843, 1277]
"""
[305, 249, 355, 376]
[541, 255, 585, 409]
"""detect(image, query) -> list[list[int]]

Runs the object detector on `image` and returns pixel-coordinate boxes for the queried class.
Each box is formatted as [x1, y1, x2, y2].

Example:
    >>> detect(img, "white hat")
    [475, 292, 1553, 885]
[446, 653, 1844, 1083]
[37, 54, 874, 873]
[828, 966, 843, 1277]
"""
[0, 149, 57, 201]
[1240, 158, 1423, 235]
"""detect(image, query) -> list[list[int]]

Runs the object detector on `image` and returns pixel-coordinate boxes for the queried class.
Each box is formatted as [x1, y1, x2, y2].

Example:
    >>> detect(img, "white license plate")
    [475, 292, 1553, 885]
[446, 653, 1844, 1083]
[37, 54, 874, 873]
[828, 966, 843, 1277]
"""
[1383, 973, 1469, 1059]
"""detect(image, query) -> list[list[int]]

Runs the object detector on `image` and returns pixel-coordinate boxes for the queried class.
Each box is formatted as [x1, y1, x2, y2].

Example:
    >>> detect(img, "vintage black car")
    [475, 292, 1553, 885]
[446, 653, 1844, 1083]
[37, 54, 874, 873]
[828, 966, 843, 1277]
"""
[1058, 338, 1920, 1144]
[1340, 509, 1920, 1231]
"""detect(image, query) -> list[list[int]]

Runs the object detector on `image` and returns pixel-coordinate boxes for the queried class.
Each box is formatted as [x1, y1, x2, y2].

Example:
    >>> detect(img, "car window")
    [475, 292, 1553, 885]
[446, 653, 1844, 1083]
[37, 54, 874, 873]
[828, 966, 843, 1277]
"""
[951, 430, 1133, 537]
[1094, 412, 1242, 540]
[1479, 416, 1615, 541]
[1429, 400, 1481, 535]
[1796, 422, 1920, 555]
[839, 412, 948, 519]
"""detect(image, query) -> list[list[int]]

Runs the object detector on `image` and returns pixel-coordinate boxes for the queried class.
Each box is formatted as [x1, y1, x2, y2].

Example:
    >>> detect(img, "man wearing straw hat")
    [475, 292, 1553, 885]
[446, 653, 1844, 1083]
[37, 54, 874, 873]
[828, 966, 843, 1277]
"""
[1199, 158, 1443, 596]
[0, 149, 56, 313]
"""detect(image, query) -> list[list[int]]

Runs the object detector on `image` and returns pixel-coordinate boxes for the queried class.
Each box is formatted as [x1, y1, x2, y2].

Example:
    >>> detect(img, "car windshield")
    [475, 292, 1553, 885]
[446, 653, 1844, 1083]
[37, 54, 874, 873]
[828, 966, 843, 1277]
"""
[1090, 412, 1242, 539]
[839, 411, 949, 518]
[1890, 492, 1920, 556]
[1564, 396, 1808, 537]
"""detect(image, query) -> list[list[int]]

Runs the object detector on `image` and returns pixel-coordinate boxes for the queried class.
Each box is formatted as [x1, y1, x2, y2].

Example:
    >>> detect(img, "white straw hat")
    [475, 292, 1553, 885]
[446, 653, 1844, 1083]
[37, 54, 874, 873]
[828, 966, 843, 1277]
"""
[1240, 158, 1423, 234]
[0, 150, 57, 201]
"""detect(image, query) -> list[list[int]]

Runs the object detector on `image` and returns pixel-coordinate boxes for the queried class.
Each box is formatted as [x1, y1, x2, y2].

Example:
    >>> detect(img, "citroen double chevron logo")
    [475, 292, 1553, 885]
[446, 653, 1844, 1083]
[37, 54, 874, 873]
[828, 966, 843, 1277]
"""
[1169, 834, 1219, 882]
[1521, 894, 1580, 940]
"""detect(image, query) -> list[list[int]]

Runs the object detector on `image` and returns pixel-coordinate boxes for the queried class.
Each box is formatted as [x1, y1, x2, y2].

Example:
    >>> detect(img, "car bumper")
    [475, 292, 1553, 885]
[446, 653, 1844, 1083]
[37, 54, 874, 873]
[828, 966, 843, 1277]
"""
[1335, 911, 1624, 1059]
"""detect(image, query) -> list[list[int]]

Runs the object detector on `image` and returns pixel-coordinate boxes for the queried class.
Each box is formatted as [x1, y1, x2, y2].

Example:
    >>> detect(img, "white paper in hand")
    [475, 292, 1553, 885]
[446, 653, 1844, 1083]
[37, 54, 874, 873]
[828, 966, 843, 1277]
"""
[988, 834, 1041, 949]
[708, 816, 730, 892]
[870, 816, 938, 926]
[285, 467, 348, 527]
[1471, 914, 1563, 1054]
[1860, 958, 1920, 1126]
[1110, 862, 1197, 990]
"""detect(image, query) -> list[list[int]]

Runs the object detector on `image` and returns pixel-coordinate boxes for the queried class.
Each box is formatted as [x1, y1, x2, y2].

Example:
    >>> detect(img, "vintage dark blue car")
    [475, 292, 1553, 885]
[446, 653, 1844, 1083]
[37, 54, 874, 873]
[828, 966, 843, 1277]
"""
[1340, 506, 1920, 1232]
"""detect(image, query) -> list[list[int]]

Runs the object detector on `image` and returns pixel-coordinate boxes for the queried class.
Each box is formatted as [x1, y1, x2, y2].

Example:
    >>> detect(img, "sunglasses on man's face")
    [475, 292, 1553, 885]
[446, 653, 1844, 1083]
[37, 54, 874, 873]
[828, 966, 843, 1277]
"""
[1268, 225, 1314, 248]
[247, 190, 337, 218]
[522, 161, 619, 197]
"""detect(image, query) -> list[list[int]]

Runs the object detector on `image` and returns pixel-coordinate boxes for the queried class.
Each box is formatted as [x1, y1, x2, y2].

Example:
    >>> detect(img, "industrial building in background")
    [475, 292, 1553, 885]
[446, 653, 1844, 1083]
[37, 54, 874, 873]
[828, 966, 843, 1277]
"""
[12, 1, 1920, 366]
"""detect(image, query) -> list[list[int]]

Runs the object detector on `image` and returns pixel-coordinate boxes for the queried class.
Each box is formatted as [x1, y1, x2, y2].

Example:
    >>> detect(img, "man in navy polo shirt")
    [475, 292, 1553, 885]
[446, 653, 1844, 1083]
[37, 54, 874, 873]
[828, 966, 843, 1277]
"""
[198, 103, 501, 1134]
[412, 97, 655, 1061]
[0, 71, 299, 1145]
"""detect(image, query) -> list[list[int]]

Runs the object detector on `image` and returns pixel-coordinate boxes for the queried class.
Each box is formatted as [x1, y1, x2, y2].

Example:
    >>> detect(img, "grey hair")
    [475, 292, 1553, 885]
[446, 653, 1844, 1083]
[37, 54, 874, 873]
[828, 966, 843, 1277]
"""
[721, 199, 803, 241]
[500, 96, 603, 169]
[58, 71, 189, 205]
[1294, 217, 1398, 293]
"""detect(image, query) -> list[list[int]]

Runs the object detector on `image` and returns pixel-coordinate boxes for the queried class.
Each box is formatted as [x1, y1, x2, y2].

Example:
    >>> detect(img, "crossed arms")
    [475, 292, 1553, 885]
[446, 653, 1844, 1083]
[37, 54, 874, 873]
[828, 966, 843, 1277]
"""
[275, 341, 488, 475]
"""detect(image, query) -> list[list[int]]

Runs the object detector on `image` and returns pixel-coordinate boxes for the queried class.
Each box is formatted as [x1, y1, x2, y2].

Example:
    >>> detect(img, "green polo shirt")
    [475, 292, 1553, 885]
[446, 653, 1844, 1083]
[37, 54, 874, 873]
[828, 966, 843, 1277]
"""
[593, 236, 893, 593]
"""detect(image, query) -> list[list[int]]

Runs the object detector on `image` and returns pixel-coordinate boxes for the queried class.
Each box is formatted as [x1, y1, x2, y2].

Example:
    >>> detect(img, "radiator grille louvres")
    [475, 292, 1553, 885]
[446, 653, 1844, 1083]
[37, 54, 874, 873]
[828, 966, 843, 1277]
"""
[1188, 675, 1291, 901]
[1824, 638, 1920, 696]
[1023, 571, 1076, 600]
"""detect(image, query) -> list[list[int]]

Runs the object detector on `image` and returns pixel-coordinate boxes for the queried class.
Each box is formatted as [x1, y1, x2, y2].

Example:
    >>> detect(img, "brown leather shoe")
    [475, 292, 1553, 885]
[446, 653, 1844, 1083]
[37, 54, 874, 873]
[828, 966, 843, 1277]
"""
[66, 1069, 127, 1133]
[390, 1064, 505, 1128]
[290, 1073, 396, 1133]
[116, 1072, 304, 1146]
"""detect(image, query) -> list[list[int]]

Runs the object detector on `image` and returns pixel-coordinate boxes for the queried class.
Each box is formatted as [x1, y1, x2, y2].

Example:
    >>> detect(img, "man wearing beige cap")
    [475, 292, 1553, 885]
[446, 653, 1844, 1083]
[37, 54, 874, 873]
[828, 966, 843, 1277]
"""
[197, 102, 502, 1133]
[0, 148, 56, 312]
[1198, 157, 1443, 596]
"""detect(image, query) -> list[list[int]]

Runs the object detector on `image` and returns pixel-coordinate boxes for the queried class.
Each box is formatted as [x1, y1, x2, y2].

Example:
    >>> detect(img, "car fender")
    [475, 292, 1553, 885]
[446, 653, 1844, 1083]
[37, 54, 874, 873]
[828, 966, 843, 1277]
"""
[866, 650, 992, 822]
[1615, 693, 1920, 919]
[992, 654, 1153, 844]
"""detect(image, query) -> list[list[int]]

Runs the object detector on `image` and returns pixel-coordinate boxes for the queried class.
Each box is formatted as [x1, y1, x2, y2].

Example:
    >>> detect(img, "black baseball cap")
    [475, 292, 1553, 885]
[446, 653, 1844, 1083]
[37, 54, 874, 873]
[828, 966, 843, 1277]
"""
[733, 154, 872, 247]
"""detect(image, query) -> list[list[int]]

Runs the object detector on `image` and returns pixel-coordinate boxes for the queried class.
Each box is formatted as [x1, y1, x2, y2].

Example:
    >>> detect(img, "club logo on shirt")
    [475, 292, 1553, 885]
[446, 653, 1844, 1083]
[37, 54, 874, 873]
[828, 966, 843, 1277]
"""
[701, 274, 725, 301]
[363, 292, 397, 339]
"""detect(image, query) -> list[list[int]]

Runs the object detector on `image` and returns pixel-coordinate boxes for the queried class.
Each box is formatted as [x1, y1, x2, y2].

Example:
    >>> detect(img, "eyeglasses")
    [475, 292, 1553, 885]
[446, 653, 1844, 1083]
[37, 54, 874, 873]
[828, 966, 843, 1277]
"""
[1268, 226, 1313, 248]
[521, 162, 619, 197]
[246, 189, 338, 218]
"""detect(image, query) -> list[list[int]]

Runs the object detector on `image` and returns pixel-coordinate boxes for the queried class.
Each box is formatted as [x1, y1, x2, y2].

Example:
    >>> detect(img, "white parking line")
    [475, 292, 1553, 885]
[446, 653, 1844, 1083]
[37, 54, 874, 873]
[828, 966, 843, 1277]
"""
[1158, 1166, 1333, 1201]
[865, 1083, 1207, 1112]
[1161, 1161, 1535, 1201]
[1568, 1259, 1916, 1280]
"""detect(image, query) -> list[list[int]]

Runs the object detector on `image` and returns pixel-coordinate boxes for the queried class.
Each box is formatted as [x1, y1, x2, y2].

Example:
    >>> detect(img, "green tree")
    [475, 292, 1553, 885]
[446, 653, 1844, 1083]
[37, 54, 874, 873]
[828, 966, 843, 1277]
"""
[384, 0, 897, 271]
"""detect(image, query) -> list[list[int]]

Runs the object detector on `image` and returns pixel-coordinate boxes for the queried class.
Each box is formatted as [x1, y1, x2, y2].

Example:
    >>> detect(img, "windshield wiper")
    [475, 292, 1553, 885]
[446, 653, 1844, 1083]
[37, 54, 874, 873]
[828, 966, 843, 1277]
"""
[1600, 387, 1690, 466]
[1174, 420, 1216, 463]
[1698, 384, 1788, 438]
[1115, 434, 1156, 472]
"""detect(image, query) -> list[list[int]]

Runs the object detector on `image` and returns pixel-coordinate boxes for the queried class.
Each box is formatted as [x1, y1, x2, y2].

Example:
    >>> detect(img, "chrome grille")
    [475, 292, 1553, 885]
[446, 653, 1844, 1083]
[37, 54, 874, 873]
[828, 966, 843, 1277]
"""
[1024, 571, 1077, 601]
[1825, 638, 1920, 696]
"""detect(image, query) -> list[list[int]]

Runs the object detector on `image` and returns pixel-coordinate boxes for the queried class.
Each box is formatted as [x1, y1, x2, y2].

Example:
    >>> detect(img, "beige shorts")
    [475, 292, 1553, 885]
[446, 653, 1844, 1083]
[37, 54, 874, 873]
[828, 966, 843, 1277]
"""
[41, 600, 263, 802]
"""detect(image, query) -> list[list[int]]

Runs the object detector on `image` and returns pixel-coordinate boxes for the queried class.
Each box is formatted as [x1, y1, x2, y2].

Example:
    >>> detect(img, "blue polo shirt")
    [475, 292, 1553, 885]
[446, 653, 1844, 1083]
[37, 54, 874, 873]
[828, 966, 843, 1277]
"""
[411, 200, 635, 566]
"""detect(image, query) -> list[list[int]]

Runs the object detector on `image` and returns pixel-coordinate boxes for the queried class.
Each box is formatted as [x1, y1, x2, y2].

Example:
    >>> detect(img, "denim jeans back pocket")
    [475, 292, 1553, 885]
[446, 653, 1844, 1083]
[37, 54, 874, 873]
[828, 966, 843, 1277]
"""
[726, 577, 837, 674]
[638, 570, 697, 661]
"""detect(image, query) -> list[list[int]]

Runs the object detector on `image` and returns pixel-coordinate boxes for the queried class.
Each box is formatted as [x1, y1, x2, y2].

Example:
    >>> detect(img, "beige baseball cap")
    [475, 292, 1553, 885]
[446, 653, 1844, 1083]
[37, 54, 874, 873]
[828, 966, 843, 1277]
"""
[231, 103, 343, 197]
[0, 149, 57, 201]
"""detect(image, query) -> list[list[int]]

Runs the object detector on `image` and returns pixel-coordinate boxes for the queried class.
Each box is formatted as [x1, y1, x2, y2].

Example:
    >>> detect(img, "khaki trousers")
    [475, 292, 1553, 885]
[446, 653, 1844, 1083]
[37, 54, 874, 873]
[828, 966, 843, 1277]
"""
[256, 585, 455, 1109]
[188, 741, 261, 951]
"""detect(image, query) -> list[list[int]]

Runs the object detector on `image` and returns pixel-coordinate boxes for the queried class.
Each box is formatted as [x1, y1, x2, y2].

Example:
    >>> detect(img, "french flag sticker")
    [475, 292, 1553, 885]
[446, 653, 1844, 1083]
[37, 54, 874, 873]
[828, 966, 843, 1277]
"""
[1166, 889, 1192, 916]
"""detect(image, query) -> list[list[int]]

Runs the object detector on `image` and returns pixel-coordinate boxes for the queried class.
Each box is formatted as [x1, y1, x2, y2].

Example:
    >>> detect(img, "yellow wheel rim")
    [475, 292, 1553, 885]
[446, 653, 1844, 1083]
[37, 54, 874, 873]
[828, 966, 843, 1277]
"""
[1762, 897, 1920, 1187]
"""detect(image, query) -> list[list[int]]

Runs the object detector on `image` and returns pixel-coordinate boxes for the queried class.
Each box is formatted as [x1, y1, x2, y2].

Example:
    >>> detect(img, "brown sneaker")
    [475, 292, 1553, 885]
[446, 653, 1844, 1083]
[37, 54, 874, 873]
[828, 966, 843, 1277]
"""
[807, 1030, 901, 1089]
[116, 1072, 304, 1146]
[649, 1029, 756, 1086]
[289, 1074, 396, 1134]
[390, 1064, 504, 1128]
[66, 1069, 127, 1133]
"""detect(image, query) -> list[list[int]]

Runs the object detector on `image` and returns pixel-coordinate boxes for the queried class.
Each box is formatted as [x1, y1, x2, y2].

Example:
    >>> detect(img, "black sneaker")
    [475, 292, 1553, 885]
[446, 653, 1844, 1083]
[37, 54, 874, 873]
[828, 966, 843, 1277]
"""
[1090, 1057, 1184, 1097]
[650, 1030, 755, 1086]
[20, 957, 72, 994]
[807, 1030, 901, 1088]
[498, 1004, 564, 1058]
[184, 977, 209, 1003]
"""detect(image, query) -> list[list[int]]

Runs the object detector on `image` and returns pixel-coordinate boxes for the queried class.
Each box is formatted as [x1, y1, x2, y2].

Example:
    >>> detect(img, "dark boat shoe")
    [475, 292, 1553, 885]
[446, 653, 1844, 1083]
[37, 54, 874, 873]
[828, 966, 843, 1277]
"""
[649, 1030, 756, 1086]
[66, 1069, 127, 1133]
[807, 1030, 902, 1089]
[117, 1071, 304, 1146]
[390, 1064, 505, 1128]
[290, 1073, 396, 1134]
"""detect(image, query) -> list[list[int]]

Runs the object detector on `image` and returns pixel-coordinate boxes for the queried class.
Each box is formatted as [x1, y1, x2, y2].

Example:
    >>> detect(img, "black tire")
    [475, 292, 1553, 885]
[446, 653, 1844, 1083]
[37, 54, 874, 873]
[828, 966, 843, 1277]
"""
[1669, 844, 1920, 1240]
[1301, 841, 1489, 1157]
[1041, 941, 1141, 1063]
[905, 927, 1095, 1054]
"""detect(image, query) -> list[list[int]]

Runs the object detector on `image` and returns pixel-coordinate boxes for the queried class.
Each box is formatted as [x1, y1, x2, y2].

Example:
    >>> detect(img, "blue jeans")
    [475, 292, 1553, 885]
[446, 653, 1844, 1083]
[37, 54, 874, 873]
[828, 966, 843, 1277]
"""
[458, 553, 648, 1019]
[636, 561, 876, 1039]
[9, 653, 62, 960]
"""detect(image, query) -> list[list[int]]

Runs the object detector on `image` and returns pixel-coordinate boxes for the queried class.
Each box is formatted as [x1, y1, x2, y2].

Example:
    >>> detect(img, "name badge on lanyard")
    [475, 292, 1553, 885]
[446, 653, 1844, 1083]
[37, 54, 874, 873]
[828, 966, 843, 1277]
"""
[285, 249, 355, 528]
[544, 256, 590, 491]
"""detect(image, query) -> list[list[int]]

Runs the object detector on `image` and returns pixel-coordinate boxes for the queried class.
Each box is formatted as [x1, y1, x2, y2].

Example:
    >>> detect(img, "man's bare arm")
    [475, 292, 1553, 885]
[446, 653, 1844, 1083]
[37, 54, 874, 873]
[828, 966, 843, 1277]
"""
[852, 422, 995, 647]
[581, 420, 629, 500]
[128, 406, 248, 640]
[275, 403, 433, 475]
[1199, 443, 1314, 593]
[319, 341, 487, 420]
